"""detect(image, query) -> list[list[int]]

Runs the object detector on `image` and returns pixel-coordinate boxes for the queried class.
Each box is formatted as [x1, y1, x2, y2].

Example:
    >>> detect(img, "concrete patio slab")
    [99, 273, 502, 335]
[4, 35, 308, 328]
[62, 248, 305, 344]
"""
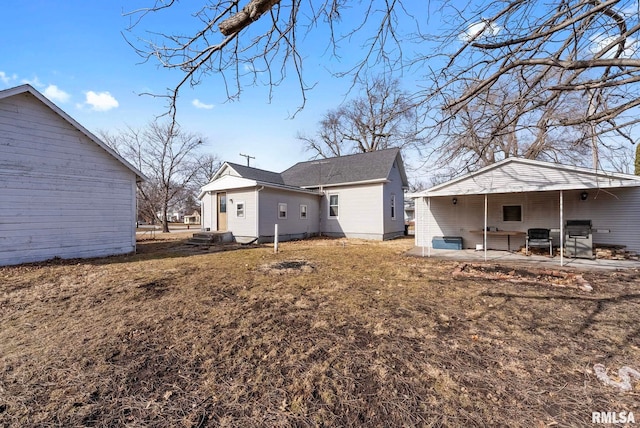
[406, 246, 640, 271]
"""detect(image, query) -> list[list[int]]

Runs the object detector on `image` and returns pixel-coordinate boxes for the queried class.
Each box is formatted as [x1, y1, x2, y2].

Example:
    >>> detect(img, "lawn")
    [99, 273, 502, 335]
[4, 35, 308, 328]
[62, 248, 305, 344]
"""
[1, 235, 639, 427]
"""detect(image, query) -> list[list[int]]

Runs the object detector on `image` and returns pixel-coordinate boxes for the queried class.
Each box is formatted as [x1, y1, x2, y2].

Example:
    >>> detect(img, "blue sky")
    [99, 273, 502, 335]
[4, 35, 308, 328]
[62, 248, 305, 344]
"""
[1, 1, 392, 172]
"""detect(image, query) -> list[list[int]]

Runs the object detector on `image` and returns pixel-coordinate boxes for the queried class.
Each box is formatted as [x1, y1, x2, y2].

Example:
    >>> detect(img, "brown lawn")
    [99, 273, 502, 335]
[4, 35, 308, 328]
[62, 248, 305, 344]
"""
[1, 235, 639, 427]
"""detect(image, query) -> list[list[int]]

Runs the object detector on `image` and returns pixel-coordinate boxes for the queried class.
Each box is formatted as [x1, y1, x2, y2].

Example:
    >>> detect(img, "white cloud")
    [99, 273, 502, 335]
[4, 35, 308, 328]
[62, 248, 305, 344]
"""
[460, 20, 501, 43]
[85, 90, 119, 111]
[20, 76, 44, 88]
[590, 34, 638, 59]
[0, 71, 16, 86]
[43, 84, 70, 103]
[192, 98, 214, 110]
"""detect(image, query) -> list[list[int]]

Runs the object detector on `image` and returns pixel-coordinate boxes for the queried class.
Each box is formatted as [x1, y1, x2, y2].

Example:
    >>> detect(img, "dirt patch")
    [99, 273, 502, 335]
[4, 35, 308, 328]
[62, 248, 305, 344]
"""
[1, 237, 639, 427]
[260, 259, 316, 274]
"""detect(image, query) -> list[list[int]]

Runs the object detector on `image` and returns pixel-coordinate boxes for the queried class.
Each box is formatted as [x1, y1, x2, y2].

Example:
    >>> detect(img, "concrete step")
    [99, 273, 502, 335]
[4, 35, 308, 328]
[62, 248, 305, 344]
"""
[187, 231, 234, 245]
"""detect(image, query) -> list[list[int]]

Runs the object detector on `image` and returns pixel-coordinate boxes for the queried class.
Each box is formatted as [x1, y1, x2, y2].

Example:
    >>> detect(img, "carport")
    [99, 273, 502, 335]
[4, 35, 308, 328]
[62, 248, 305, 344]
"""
[411, 158, 640, 266]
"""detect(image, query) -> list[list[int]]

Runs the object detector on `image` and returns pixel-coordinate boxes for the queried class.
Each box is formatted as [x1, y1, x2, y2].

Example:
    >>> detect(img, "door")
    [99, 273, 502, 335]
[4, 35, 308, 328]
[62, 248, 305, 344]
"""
[217, 192, 227, 231]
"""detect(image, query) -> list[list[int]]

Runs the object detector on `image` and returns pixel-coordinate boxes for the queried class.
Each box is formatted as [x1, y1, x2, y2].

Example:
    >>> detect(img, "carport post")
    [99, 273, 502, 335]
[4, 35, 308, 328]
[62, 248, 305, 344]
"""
[560, 191, 564, 267]
[484, 193, 488, 262]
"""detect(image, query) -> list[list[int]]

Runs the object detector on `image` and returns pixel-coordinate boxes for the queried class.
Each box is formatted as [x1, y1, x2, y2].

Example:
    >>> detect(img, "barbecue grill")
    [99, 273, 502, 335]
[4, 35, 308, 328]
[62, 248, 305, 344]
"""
[565, 219, 593, 259]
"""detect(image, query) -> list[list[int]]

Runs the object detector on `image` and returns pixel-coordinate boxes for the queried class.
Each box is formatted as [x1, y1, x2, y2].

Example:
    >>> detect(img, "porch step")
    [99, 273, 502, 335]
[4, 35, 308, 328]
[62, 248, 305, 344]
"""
[186, 231, 234, 246]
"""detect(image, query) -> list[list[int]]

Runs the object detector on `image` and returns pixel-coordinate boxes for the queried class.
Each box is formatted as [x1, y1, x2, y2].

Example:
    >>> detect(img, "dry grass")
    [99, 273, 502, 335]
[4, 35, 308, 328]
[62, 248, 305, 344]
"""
[1, 236, 639, 427]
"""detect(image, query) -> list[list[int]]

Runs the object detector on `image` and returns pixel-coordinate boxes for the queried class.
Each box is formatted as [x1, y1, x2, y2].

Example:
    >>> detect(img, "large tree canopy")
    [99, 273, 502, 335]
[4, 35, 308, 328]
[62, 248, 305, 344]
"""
[127, 0, 640, 172]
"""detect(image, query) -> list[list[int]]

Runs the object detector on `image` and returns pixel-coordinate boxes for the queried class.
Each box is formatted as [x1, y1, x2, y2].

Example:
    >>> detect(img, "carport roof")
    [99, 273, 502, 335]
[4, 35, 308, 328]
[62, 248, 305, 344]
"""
[411, 158, 640, 197]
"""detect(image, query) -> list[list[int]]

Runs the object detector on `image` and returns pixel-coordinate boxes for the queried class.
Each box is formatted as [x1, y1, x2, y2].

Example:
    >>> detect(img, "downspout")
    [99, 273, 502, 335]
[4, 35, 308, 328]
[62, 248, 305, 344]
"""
[256, 186, 264, 242]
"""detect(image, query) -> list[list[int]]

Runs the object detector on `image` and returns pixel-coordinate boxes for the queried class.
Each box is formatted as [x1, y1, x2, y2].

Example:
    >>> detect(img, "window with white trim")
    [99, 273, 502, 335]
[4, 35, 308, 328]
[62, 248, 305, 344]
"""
[502, 205, 522, 222]
[236, 201, 245, 218]
[300, 204, 308, 219]
[329, 194, 339, 218]
[278, 203, 288, 219]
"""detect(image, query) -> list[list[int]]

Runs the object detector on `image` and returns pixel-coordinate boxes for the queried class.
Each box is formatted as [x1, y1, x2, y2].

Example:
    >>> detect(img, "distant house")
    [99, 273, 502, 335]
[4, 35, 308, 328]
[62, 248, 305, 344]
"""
[198, 149, 409, 242]
[411, 157, 640, 258]
[184, 210, 201, 225]
[0, 85, 145, 266]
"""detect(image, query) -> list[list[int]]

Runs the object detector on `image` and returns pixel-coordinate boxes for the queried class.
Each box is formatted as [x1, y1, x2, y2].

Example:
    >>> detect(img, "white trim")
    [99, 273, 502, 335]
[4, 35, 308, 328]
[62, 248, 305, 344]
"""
[236, 200, 245, 218]
[299, 204, 308, 219]
[328, 193, 339, 218]
[502, 204, 523, 223]
[278, 202, 288, 220]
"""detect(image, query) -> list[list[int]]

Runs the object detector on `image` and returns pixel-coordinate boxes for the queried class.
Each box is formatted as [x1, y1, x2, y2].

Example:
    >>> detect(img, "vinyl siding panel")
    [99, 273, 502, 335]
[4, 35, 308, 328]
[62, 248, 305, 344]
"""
[227, 188, 258, 239]
[258, 188, 320, 241]
[382, 163, 406, 239]
[429, 161, 640, 196]
[321, 183, 384, 239]
[0, 92, 137, 266]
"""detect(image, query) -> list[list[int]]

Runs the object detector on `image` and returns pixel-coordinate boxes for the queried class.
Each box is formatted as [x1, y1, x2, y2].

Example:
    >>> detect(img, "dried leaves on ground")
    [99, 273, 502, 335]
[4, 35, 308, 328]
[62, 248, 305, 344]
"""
[1, 236, 639, 427]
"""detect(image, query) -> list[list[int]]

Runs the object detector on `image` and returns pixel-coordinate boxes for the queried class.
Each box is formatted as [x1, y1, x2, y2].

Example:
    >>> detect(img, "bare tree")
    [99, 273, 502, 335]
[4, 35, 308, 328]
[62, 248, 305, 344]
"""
[126, 1, 640, 173]
[101, 121, 204, 232]
[298, 77, 427, 158]
[123, 1, 415, 119]
[425, 0, 640, 172]
[190, 154, 223, 189]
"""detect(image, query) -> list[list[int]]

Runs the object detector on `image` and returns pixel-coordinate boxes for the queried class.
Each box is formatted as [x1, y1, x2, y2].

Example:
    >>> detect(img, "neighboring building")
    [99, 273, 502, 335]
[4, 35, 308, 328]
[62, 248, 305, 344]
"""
[184, 210, 201, 225]
[411, 157, 640, 255]
[0, 85, 145, 266]
[198, 149, 409, 242]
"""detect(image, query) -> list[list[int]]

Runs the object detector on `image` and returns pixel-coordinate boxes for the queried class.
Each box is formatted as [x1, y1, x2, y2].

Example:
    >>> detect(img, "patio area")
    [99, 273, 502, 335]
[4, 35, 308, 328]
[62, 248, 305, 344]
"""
[406, 246, 640, 271]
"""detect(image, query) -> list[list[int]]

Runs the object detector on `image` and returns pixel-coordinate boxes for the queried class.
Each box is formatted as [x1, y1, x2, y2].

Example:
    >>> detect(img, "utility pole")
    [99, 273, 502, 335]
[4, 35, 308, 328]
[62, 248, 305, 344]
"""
[239, 153, 255, 167]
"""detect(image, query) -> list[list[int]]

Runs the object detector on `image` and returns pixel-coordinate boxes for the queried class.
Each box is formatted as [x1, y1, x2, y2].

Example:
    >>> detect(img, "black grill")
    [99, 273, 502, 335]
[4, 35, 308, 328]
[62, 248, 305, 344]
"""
[565, 220, 593, 259]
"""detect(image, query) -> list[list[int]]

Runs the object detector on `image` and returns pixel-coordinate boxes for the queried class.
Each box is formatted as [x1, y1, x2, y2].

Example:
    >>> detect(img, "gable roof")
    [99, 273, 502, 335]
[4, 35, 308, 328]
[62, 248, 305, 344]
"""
[412, 157, 640, 197]
[224, 162, 286, 185]
[281, 148, 408, 188]
[0, 84, 146, 182]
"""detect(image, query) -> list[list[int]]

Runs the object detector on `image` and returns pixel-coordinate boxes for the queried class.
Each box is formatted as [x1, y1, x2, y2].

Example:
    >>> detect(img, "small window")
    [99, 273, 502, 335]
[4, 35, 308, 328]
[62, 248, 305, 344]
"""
[219, 194, 227, 213]
[300, 204, 308, 219]
[329, 194, 339, 218]
[391, 194, 396, 220]
[236, 201, 245, 218]
[278, 203, 288, 219]
[503, 205, 522, 222]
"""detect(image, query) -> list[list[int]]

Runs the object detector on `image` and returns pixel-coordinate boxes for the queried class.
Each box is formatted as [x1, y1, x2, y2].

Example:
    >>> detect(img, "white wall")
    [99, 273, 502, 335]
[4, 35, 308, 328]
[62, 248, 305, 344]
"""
[258, 188, 320, 241]
[320, 183, 384, 239]
[415, 189, 640, 253]
[227, 188, 258, 240]
[382, 162, 406, 239]
[0, 92, 137, 266]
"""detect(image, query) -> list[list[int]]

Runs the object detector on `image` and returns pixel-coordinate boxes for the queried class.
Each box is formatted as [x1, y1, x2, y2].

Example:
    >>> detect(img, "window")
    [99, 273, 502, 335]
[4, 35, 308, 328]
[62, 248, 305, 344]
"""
[300, 204, 308, 219]
[278, 203, 287, 219]
[391, 194, 396, 220]
[236, 201, 245, 218]
[219, 194, 227, 213]
[329, 194, 339, 217]
[503, 205, 522, 222]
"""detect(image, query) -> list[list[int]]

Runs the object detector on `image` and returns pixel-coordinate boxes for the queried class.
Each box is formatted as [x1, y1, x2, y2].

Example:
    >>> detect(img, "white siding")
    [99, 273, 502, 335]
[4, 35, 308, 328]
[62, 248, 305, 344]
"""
[428, 161, 640, 196]
[227, 188, 259, 240]
[382, 162, 406, 239]
[0, 92, 137, 266]
[258, 188, 320, 241]
[321, 183, 384, 239]
[415, 189, 640, 253]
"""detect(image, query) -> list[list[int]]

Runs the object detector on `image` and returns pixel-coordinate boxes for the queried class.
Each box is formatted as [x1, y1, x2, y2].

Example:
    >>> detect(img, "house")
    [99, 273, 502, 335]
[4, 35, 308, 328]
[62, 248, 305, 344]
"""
[198, 148, 409, 242]
[0, 85, 145, 266]
[411, 157, 640, 261]
[184, 210, 201, 225]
